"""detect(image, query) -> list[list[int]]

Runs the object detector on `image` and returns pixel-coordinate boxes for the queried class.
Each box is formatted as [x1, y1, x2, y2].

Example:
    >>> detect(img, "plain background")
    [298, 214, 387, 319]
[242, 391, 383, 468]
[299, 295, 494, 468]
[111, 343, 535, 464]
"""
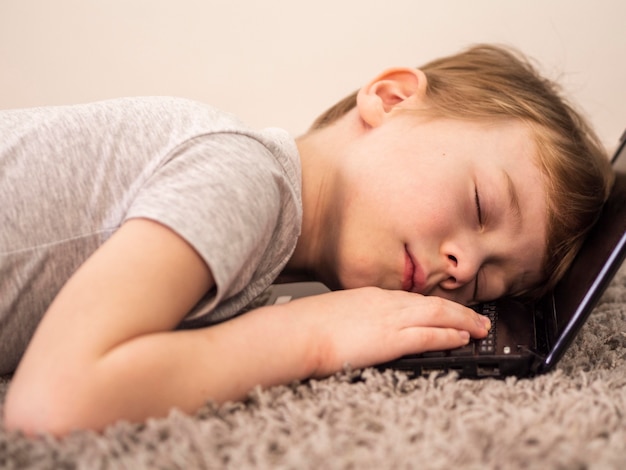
[1, 0, 624, 151]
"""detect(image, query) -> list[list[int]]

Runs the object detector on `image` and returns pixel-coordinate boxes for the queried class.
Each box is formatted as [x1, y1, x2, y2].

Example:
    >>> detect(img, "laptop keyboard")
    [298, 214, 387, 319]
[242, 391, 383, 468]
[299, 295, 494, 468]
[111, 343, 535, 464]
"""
[421, 302, 498, 357]
[246, 287, 499, 358]
[475, 302, 498, 354]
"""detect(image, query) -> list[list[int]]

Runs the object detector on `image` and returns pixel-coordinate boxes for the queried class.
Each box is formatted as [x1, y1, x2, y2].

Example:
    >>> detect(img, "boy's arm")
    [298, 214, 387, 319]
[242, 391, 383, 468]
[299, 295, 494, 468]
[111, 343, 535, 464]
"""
[3, 219, 489, 436]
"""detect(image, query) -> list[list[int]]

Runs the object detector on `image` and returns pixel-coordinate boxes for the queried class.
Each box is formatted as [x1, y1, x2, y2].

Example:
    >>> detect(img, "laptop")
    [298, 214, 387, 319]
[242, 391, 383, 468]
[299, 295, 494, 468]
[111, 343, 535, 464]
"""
[259, 130, 626, 378]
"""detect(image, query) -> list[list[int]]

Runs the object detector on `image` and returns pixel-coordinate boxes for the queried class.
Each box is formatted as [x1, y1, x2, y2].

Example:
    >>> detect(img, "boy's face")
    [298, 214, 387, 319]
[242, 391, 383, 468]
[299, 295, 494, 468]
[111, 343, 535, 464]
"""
[327, 115, 547, 304]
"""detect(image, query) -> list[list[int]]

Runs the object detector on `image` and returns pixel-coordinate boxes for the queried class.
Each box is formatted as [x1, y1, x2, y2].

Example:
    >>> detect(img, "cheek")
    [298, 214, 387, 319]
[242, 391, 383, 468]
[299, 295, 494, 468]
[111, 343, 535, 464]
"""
[410, 191, 460, 231]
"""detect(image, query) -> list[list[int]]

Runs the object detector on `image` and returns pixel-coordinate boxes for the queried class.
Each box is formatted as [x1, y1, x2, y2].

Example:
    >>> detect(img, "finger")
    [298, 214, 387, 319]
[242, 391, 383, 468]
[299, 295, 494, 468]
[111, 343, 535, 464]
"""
[401, 296, 491, 338]
[397, 326, 471, 356]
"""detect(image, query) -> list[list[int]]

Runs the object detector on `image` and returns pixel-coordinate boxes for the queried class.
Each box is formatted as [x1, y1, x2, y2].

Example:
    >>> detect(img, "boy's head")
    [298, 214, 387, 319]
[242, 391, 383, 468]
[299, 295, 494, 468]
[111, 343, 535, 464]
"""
[308, 44, 614, 299]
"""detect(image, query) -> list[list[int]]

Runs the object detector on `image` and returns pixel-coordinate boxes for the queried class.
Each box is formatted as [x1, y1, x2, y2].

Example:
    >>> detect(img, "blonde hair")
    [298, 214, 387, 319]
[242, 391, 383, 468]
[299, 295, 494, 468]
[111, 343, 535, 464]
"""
[310, 44, 614, 298]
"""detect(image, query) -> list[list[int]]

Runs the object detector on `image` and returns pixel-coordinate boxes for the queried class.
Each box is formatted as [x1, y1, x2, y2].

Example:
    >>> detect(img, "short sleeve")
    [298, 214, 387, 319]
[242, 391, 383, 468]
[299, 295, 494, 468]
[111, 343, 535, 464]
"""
[124, 131, 301, 322]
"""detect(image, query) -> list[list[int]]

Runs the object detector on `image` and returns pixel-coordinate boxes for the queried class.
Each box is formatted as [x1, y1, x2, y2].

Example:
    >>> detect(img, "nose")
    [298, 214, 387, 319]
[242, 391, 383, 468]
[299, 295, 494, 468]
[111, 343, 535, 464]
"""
[439, 249, 481, 291]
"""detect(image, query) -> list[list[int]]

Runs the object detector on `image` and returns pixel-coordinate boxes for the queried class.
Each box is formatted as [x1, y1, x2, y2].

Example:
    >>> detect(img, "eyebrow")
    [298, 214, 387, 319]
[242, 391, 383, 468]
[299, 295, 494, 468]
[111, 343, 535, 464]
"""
[502, 170, 522, 227]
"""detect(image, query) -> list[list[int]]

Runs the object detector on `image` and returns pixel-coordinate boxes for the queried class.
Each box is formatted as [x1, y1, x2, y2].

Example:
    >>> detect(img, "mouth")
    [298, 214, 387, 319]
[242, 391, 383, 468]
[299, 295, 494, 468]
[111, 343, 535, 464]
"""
[403, 245, 426, 293]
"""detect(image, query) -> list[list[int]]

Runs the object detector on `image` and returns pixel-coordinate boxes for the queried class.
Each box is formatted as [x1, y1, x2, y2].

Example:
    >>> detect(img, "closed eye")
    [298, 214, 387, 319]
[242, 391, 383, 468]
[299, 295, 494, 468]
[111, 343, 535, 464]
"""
[474, 186, 483, 226]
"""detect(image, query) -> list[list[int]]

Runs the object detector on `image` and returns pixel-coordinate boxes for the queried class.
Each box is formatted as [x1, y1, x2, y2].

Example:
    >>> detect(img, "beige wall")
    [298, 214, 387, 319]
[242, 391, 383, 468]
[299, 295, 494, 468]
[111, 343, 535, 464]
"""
[1, 0, 624, 150]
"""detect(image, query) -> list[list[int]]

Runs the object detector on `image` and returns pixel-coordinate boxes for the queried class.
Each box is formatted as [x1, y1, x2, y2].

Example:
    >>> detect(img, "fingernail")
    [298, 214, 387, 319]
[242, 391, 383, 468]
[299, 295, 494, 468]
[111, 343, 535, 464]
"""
[459, 330, 470, 342]
[477, 315, 491, 331]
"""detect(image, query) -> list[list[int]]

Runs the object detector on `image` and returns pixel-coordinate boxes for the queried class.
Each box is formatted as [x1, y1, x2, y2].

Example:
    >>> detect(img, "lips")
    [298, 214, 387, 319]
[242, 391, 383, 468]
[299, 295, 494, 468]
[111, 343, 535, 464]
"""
[403, 246, 426, 293]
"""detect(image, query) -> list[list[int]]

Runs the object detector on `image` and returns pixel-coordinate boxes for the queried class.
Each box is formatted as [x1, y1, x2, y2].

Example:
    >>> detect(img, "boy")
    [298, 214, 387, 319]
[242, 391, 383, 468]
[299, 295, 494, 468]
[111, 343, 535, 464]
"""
[1, 45, 614, 436]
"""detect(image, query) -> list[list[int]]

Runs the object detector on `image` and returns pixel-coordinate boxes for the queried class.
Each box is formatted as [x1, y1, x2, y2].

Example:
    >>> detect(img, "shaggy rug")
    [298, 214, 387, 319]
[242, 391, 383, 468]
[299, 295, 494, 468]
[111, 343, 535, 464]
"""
[1, 266, 625, 470]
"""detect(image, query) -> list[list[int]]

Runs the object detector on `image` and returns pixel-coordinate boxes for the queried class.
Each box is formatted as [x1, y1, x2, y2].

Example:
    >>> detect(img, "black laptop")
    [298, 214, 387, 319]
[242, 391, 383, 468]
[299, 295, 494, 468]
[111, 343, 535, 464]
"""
[260, 130, 626, 378]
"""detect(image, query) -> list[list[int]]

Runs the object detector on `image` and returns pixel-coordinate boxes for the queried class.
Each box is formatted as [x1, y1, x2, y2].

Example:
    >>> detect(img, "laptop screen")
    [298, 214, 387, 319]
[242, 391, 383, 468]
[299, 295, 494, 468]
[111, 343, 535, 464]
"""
[542, 138, 626, 369]
[614, 130, 626, 172]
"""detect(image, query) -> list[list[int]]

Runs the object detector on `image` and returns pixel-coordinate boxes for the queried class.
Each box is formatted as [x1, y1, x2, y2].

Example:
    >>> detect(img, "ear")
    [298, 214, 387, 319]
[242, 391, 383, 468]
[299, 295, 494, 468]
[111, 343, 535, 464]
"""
[356, 68, 428, 128]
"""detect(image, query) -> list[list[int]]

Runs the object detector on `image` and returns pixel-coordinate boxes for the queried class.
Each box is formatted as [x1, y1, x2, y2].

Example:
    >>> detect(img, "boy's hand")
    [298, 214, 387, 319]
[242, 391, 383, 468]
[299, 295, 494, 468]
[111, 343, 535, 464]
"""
[276, 287, 491, 378]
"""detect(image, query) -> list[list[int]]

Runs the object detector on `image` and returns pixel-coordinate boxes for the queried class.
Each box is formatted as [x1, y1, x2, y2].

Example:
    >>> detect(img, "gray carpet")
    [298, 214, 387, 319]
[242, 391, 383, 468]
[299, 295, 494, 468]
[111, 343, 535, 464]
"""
[1, 266, 625, 469]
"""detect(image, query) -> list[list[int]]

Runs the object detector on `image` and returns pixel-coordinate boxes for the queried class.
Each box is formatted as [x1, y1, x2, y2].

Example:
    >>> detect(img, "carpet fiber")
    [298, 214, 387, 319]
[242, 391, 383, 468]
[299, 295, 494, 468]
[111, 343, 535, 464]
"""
[1, 266, 625, 469]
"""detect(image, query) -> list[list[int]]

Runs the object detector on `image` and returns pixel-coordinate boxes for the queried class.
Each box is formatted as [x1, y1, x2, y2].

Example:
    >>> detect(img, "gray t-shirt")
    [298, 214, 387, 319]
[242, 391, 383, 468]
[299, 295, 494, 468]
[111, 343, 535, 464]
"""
[0, 97, 302, 374]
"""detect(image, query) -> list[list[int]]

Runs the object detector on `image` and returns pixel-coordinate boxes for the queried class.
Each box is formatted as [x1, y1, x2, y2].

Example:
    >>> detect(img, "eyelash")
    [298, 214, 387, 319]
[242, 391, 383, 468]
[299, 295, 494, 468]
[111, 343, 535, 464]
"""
[474, 187, 483, 226]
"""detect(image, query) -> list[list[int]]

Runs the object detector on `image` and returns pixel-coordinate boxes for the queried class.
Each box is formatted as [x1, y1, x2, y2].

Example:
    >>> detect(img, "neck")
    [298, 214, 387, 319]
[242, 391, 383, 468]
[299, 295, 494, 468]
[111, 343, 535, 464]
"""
[284, 110, 364, 287]
[284, 131, 332, 278]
